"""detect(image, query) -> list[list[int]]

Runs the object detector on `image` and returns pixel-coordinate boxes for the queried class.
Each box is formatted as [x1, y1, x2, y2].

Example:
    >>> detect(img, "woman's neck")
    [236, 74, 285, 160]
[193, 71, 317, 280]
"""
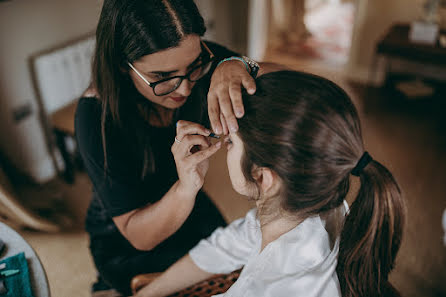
[143, 104, 175, 127]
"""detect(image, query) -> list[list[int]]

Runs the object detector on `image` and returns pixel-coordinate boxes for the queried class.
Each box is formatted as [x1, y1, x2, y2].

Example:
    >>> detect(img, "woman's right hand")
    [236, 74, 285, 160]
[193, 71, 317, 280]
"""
[171, 120, 221, 196]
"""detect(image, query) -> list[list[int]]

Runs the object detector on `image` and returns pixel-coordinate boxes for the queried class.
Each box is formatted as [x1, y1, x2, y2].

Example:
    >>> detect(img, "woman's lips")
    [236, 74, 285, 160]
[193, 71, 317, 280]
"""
[170, 96, 186, 102]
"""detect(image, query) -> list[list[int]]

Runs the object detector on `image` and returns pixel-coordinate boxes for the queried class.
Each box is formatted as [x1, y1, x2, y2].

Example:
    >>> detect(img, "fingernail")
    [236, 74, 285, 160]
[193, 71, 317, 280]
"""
[235, 110, 244, 118]
[215, 127, 222, 134]
[248, 88, 255, 94]
[216, 141, 221, 148]
[230, 124, 238, 133]
[205, 129, 211, 135]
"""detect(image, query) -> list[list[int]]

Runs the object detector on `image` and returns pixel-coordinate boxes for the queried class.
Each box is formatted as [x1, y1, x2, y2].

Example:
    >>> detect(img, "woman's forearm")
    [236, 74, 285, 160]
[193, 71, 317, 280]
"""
[135, 255, 214, 297]
[113, 180, 198, 251]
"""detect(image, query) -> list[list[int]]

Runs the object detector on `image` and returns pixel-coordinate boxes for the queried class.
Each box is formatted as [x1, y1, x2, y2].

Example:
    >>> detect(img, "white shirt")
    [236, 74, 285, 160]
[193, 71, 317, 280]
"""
[189, 202, 348, 297]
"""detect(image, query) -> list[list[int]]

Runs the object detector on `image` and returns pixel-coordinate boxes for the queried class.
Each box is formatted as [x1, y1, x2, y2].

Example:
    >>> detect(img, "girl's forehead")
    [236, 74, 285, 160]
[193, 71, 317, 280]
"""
[133, 34, 201, 72]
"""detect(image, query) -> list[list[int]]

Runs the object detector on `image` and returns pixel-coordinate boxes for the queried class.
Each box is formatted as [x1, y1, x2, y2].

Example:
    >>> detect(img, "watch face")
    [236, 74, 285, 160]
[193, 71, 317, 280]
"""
[242, 56, 259, 78]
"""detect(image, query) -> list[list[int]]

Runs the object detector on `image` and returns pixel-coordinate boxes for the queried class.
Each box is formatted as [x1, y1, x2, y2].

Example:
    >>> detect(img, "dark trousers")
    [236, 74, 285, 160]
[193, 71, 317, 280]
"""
[89, 192, 226, 296]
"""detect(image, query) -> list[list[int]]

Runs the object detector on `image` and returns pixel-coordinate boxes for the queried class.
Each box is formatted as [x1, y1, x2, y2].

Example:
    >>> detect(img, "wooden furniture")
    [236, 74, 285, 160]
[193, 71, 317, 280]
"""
[371, 23, 446, 82]
[131, 270, 241, 296]
[0, 165, 59, 232]
[30, 34, 94, 184]
[50, 100, 79, 184]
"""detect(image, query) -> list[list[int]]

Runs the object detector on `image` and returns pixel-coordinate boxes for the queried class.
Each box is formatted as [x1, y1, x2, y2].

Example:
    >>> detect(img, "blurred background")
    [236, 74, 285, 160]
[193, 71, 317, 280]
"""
[0, 0, 445, 296]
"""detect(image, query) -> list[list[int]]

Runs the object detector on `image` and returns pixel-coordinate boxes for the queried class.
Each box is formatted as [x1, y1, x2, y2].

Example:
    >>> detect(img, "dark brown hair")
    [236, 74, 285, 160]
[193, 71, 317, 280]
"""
[92, 0, 206, 177]
[238, 71, 405, 297]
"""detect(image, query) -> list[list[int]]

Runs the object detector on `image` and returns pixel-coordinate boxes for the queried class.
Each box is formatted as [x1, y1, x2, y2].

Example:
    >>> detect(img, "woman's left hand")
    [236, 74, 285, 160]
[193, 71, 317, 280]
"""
[208, 60, 256, 135]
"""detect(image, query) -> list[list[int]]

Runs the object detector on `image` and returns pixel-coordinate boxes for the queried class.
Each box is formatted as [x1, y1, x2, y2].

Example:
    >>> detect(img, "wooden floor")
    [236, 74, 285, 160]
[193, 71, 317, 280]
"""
[6, 52, 446, 297]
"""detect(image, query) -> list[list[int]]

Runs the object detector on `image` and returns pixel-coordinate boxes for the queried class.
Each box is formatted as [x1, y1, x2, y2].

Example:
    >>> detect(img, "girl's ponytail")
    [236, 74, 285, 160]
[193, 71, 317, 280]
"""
[337, 158, 405, 297]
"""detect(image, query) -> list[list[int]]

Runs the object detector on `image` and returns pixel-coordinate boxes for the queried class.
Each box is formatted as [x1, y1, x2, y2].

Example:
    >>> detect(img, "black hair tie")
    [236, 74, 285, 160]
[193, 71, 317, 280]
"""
[351, 151, 372, 176]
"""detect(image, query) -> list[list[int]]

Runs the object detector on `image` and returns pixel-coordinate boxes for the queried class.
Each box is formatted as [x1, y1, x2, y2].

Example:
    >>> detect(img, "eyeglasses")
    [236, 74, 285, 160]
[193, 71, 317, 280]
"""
[128, 41, 215, 96]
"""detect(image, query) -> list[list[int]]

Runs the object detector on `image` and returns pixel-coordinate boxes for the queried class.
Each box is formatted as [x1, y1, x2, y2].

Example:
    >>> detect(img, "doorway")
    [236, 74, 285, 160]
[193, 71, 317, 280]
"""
[265, 0, 357, 72]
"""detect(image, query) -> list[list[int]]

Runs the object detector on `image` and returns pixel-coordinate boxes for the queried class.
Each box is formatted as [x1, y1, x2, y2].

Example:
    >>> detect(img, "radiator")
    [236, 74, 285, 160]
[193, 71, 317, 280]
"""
[32, 36, 95, 114]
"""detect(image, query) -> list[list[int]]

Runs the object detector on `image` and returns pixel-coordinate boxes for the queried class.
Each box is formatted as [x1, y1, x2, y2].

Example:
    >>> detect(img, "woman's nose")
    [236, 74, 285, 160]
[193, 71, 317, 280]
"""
[175, 79, 193, 97]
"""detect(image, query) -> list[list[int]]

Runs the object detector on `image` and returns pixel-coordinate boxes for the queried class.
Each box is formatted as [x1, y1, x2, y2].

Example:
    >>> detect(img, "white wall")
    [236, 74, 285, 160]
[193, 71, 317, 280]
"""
[196, 0, 249, 54]
[346, 0, 426, 82]
[0, 0, 101, 183]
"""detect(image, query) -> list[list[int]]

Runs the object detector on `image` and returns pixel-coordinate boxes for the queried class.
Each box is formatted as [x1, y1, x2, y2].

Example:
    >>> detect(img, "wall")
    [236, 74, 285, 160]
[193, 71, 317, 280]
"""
[346, 0, 435, 82]
[0, 0, 101, 182]
[196, 0, 249, 54]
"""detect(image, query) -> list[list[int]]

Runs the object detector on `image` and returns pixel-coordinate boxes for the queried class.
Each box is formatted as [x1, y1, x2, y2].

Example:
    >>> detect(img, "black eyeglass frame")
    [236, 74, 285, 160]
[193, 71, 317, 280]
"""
[127, 40, 215, 96]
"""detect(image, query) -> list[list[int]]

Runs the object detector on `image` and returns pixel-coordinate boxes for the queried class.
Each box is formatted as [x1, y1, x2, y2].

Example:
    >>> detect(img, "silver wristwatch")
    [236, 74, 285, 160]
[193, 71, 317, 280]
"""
[242, 56, 260, 79]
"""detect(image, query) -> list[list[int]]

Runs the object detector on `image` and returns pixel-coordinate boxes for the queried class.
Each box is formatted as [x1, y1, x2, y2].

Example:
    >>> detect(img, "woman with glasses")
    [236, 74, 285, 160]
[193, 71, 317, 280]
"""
[74, 0, 275, 296]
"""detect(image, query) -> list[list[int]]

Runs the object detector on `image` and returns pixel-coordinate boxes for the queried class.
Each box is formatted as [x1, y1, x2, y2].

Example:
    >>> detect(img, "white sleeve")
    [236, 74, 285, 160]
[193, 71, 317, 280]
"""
[189, 208, 260, 274]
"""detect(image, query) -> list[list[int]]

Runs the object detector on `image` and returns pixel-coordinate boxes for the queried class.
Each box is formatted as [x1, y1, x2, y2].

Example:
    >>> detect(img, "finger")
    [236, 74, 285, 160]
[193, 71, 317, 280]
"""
[176, 121, 211, 140]
[242, 74, 256, 95]
[220, 113, 229, 135]
[207, 92, 222, 135]
[187, 141, 222, 164]
[218, 90, 239, 133]
[179, 135, 210, 155]
[228, 81, 244, 118]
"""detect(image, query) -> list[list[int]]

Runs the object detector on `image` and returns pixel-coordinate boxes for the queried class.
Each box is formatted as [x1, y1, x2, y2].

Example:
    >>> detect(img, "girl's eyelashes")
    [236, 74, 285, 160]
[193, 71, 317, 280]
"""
[224, 136, 233, 146]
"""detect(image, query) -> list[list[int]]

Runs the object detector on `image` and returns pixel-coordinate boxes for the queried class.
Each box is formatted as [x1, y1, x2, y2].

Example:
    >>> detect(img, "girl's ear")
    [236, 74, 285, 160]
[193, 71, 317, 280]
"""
[252, 167, 281, 197]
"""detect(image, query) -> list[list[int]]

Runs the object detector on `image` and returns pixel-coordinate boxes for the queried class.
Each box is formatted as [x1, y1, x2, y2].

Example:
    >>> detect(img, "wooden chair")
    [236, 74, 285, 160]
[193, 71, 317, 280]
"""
[50, 100, 79, 184]
[131, 270, 241, 297]
[0, 165, 59, 232]
[131, 272, 402, 297]
[30, 34, 94, 184]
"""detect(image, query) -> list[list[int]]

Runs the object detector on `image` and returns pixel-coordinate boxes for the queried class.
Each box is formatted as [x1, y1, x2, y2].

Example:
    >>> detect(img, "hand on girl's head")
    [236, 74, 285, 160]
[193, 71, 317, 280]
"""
[208, 60, 257, 135]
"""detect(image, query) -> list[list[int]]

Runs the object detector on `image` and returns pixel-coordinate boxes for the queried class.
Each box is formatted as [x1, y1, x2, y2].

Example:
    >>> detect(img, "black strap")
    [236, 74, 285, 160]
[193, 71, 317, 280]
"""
[351, 152, 372, 176]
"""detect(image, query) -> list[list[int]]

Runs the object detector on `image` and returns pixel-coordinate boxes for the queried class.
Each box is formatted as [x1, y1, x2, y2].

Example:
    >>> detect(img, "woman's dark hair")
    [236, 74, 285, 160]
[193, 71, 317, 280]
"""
[238, 71, 405, 297]
[93, 0, 206, 176]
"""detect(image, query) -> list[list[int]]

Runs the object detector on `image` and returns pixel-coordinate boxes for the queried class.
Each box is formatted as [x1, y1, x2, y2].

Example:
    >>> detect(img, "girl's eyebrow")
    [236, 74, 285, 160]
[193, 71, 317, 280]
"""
[147, 51, 203, 76]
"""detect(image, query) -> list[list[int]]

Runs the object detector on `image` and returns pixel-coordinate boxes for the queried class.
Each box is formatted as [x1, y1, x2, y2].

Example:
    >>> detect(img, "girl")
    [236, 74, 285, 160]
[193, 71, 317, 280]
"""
[75, 0, 272, 295]
[135, 71, 406, 297]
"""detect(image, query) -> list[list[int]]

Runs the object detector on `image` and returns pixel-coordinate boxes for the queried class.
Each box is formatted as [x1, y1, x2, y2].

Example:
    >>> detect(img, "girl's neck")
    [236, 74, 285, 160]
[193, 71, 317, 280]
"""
[257, 207, 303, 251]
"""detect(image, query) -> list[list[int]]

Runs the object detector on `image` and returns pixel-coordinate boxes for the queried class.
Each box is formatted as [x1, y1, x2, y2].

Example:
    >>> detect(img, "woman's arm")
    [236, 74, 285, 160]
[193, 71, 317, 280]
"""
[135, 255, 214, 297]
[113, 180, 199, 251]
[76, 97, 221, 251]
[135, 209, 260, 296]
[114, 120, 221, 251]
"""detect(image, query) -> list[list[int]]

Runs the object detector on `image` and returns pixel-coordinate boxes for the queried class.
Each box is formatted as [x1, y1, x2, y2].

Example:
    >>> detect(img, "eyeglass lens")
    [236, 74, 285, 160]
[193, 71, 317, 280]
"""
[153, 60, 213, 96]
